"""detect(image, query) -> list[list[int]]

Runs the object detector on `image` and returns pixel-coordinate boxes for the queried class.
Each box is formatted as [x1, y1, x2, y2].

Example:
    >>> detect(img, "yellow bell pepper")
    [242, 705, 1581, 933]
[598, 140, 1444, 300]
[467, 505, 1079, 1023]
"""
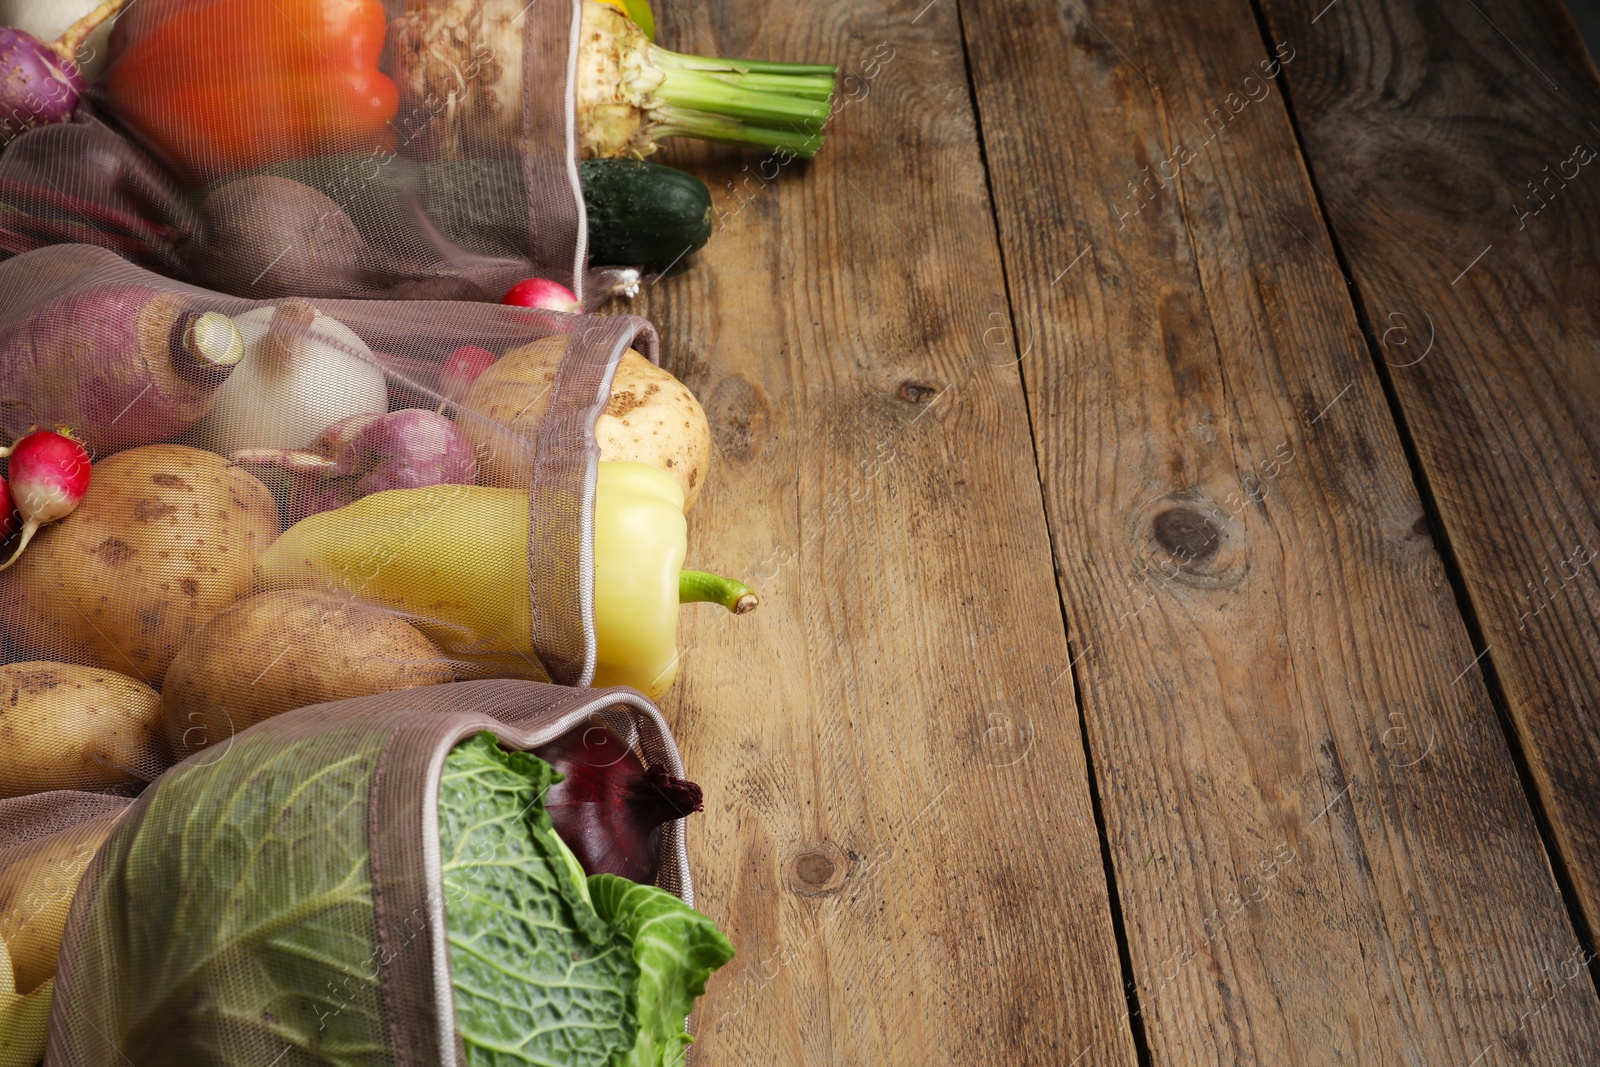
[254, 461, 754, 698]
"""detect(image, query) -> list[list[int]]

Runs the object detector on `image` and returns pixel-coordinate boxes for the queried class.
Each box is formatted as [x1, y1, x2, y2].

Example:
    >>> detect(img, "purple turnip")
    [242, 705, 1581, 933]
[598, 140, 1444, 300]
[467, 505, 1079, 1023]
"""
[232, 409, 477, 518]
[0, 246, 244, 454]
[0, 0, 123, 145]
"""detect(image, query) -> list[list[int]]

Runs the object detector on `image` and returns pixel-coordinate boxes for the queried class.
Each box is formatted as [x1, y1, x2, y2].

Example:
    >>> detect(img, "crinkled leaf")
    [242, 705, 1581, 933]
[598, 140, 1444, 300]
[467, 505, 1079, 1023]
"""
[60, 724, 389, 1066]
[440, 734, 638, 1066]
[589, 874, 735, 1067]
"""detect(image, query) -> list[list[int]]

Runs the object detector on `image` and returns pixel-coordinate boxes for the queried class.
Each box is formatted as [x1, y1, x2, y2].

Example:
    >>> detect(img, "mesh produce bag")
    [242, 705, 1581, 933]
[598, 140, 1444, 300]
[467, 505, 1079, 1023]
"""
[0, 793, 132, 1067]
[0, 0, 836, 298]
[2, 681, 719, 1066]
[0, 242, 679, 793]
[0, 0, 590, 300]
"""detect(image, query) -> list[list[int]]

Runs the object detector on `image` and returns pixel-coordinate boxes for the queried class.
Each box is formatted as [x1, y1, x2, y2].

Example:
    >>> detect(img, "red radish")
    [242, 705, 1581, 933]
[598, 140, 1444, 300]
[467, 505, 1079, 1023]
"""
[501, 278, 582, 314]
[0, 474, 16, 545]
[437, 345, 497, 406]
[0, 428, 91, 571]
[535, 718, 703, 885]
[0, 0, 123, 144]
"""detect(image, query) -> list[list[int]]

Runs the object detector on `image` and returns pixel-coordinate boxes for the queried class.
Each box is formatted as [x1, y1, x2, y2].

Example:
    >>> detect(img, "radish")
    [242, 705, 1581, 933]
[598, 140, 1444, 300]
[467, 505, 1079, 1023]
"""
[0, 0, 122, 144]
[0, 428, 90, 571]
[0, 474, 16, 545]
[502, 278, 583, 314]
[437, 346, 498, 407]
[0, 246, 246, 453]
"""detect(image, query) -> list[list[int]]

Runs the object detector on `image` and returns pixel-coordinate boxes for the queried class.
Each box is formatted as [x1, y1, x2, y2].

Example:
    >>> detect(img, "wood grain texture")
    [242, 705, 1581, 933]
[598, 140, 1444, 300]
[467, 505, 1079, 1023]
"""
[1255, 0, 1600, 949]
[631, 0, 1138, 1062]
[960, 0, 1600, 1061]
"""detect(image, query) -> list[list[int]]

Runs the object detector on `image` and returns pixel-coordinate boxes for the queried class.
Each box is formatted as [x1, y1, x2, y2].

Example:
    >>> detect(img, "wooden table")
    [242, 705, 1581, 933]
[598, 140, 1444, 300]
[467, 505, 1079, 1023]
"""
[637, 0, 1600, 1061]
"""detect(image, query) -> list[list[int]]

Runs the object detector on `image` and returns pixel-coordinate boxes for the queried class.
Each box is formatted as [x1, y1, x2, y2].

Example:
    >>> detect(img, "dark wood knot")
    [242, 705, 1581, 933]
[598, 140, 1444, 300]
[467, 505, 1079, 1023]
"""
[787, 842, 850, 896]
[706, 373, 771, 464]
[795, 853, 834, 885]
[1131, 490, 1249, 591]
[1151, 508, 1221, 565]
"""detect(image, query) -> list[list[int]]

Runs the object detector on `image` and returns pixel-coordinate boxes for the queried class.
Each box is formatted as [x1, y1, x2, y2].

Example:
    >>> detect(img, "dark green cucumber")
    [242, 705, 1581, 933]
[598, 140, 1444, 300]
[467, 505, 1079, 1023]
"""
[579, 158, 712, 267]
[203, 155, 713, 269]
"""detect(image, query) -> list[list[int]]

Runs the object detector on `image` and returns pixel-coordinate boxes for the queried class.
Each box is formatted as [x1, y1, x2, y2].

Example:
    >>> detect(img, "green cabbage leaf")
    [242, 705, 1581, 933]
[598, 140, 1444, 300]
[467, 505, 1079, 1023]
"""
[439, 733, 732, 1067]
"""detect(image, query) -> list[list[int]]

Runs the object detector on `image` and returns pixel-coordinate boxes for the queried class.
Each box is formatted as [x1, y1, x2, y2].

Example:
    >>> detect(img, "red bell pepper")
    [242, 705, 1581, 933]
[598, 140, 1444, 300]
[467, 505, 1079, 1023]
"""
[101, 0, 398, 181]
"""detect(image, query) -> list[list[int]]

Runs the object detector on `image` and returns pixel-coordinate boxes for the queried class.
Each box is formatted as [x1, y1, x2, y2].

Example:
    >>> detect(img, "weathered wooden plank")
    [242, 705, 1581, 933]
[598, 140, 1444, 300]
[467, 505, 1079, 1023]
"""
[1255, 0, 1600, 954]
[630, 0, 1139, 1062]
[961, 0, 1600, 1061]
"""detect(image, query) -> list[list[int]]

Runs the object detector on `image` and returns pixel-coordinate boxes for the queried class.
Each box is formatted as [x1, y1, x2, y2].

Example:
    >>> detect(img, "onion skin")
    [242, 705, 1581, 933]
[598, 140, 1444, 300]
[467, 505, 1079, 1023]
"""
[190, 302, 387, 455]
[535, 719, 703, 885]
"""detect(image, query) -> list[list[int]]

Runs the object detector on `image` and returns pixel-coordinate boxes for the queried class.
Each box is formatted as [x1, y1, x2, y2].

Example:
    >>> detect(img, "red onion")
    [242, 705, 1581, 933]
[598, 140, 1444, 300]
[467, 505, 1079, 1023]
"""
[232, 409, 477, 518]
[0, 428, 91, 572]
[502, 278, 582, 314]
[0, 1, 123, 145]
[536, 719, 703, 885]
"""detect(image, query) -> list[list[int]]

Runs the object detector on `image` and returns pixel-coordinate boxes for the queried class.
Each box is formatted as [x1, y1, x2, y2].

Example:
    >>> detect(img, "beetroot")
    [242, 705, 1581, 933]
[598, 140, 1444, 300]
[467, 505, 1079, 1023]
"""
[536, 719, 703, 885]
[231, 409, 477, 518]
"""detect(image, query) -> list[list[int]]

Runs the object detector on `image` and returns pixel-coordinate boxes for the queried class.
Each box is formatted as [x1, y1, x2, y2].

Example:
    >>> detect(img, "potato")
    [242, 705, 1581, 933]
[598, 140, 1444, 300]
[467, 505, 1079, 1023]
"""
[0, 813, 120, 994]
[461, 341, 711, 510]
[0, 444, 280, 688]
[0, 664, 167, 798]
[162, 589, 455, 758]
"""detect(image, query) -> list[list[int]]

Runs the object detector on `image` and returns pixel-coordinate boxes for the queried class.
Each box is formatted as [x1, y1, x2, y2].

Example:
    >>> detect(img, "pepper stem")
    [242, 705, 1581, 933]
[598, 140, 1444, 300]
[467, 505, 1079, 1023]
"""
[679, 570, 759, 614]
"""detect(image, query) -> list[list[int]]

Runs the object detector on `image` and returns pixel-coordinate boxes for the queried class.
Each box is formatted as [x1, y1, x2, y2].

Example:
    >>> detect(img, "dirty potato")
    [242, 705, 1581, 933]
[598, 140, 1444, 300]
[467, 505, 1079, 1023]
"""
[161, 589, 455, 758]
[0, 445, 280, 687]
[460, 340, 711, 510]
[0, 664, 167, 797]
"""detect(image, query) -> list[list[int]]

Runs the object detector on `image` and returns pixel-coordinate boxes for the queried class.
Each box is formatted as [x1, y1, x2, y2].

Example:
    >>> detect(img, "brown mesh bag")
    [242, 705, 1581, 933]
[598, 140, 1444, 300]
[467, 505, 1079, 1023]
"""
[0, 793, 132, 1067]
[0, 0, 594, 301]
[0, 242, 664, 789]
[21, 680, 710, 1065]
[0, 0, 836, 299]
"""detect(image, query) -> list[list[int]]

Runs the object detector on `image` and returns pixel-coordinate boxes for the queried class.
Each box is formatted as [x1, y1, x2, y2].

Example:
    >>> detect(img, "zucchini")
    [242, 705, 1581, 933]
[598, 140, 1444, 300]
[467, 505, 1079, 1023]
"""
[580, 158, 712, 268]
[206, 155, 713, 269]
